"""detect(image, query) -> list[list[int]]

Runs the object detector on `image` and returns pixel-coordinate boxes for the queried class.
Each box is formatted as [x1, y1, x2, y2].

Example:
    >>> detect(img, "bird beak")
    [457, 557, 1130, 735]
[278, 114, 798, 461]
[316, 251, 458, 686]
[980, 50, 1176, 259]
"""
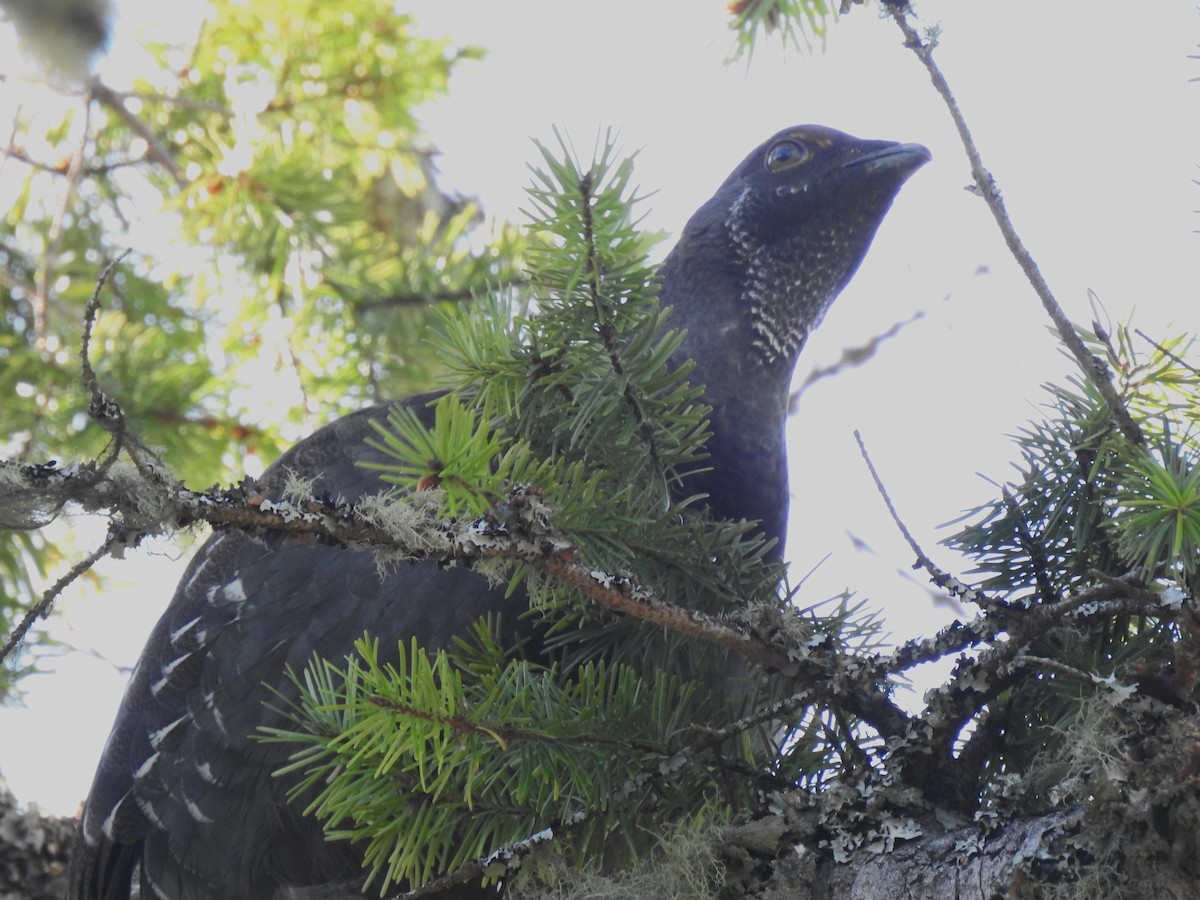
[842, 142, 931, 176]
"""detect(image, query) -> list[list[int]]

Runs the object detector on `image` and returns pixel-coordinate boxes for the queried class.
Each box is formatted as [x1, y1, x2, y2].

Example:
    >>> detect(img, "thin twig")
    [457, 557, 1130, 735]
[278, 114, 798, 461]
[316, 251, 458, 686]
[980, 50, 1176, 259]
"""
[790, 311, 924, 412]
[1, 446, 916, 744]
[80, 251, 132, 400]
[888, 9, 1144, 447]
[272, 280, 314, 416]
[0, 538, 117, 665]
[854, 430, 1008, 614]
[90, 81, 186, 188]
[1008, 654, 1134, 698]
[1042, 570, 1161, 620]
[1134, 328, 1200, 376]
[877, 567, 1165, 679]
[852, 430, 932, 566]
[80, 251, 174, 485]
[2, 143, 147, 178]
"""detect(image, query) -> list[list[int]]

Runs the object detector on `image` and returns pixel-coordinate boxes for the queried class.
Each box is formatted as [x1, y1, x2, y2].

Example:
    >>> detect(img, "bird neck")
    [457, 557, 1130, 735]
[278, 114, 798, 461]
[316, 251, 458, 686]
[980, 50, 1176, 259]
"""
[655, 234, 807, 560]
[670, 330, 794, 560]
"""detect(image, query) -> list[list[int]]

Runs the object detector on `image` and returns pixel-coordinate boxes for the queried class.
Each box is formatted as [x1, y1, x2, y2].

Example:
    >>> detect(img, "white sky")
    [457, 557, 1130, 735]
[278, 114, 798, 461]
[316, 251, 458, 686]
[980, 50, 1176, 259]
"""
[1, 1, 1198, 816]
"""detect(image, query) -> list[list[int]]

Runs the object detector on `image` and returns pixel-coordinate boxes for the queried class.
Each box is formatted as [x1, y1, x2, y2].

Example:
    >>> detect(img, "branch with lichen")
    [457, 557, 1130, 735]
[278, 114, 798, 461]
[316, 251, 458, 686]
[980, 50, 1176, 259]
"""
[0, 446, 916, 750]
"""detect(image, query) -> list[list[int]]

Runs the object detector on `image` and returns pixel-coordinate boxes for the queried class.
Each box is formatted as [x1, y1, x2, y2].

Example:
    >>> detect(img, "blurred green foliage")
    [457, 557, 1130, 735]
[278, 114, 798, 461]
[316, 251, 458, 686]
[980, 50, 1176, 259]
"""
[726, 0, 837, 57]
[0, 0, 522, 695]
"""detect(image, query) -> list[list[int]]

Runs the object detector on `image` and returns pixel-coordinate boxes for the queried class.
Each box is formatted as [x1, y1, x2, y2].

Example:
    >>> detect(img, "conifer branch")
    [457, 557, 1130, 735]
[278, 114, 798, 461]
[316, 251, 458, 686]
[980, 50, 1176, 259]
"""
[576, 169, 665, 483]
[0, 444, 916, 752]
[1000, 486, 1061, 605]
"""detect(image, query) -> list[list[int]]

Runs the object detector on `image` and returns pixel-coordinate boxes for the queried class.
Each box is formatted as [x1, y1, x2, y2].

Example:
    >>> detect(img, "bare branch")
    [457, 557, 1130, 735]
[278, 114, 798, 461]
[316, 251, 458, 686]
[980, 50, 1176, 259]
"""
[0, 538, 117, 665]
[1135, 328, 1200, 377]
[90, 81, 187, 188]
[887, 9, 1144, 446]
[79, 251, 132, 404]
[1, 141, 149, 178]
[854, 430, 1010, 615]
[0, 445, 917, 748]
[790, 311, 924, 412]
[79, 250, 179, 489]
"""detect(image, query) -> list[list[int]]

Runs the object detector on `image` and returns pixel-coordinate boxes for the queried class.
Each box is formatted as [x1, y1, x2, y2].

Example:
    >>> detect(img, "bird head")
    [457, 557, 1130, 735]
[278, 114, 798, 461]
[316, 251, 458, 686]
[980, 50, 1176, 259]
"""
[662, 124, 930, 387]
[658, 125, 928, 550]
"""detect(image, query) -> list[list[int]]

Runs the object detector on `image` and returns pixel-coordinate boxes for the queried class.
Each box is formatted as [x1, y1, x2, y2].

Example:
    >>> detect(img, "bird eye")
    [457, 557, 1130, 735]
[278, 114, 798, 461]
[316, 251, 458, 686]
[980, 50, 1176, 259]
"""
[764, 139, 811, 173]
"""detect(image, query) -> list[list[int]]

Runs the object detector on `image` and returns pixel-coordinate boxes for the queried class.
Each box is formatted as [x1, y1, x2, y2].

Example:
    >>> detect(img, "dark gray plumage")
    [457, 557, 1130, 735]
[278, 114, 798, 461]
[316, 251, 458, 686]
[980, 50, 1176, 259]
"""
[71, 126, 928, 899]
[661, 126, 930, 553]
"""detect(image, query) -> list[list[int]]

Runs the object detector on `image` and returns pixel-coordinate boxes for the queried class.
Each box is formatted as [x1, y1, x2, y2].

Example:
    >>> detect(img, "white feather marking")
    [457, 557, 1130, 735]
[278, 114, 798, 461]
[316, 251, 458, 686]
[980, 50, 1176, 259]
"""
[196, 760, 219, 785]
[133, 752, 159, 781]
[186, 797, 215, 825]
[150, 651, 197, 698]
[203, 690, 230, 738]
[182, 535, 225, 594]
[97, 796, 127, 841]
[135, 793, 166, 830]
[149, 715, 188, 750]
[169, 616, 201, 646]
